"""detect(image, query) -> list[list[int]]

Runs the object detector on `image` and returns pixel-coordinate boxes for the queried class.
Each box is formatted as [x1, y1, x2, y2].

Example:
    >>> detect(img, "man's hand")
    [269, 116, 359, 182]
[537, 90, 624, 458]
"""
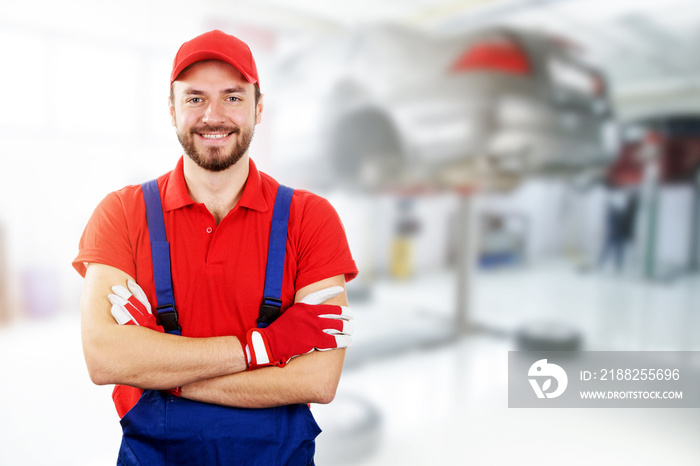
[108, 279, 184, 395]
[246, 286, 354, 370]
[108, 280, 164, 332]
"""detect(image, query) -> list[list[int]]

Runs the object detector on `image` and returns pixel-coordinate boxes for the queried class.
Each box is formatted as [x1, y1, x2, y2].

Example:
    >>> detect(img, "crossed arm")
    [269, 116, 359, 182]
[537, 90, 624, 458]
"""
[80, 263, 347, 408]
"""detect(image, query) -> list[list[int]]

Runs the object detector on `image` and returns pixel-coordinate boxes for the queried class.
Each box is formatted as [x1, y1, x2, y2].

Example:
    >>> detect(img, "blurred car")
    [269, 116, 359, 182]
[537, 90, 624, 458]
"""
[269, 24, 617, 191]
[610, 115, 700, 186]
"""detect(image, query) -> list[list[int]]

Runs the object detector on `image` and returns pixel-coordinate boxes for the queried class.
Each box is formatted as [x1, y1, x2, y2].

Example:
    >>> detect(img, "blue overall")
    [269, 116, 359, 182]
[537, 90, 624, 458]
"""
[117, 181, 320, 466]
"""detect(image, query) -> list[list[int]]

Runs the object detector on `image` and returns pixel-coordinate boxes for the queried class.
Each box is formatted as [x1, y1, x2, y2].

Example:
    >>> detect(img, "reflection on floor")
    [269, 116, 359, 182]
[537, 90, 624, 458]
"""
[1, 260, 699, 465]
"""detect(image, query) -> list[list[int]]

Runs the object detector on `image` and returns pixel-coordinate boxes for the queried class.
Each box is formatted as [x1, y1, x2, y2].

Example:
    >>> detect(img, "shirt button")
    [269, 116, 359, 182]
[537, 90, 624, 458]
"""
[206, 227, 213, 234]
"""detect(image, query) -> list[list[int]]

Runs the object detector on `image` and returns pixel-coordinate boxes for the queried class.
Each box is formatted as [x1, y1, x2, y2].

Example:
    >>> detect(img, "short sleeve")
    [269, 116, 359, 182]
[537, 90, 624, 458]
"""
[293, 193, 359, 290]
[72, 191, 136, 278]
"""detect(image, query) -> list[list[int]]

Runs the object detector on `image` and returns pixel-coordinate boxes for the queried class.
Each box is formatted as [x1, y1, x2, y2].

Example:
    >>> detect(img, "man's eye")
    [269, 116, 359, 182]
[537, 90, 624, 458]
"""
[226, 96, 241, 102]
[188, 97, 203, 104]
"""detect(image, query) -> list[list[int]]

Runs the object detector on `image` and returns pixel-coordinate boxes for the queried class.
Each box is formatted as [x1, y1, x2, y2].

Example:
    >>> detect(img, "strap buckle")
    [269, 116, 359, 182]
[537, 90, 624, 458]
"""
[156, 304, 182, 334]
[257, 297, 282, 327]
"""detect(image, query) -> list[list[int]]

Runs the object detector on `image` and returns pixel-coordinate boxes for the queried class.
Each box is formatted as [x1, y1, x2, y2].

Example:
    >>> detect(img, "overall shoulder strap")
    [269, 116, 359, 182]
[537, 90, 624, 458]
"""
[257, 184, 295, 328]
[141, 179, 181, 335]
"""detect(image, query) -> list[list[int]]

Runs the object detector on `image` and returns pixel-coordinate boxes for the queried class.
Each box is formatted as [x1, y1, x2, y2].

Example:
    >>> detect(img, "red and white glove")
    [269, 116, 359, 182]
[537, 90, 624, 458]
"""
[108, 280, 181, 396]
[245, 286, 355, 370]
[108, 280, 163, 333]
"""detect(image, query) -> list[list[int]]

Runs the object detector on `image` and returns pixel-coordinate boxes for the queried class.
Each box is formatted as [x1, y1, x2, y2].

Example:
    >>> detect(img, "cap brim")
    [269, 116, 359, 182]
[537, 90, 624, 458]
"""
[171, 50, 257, 84]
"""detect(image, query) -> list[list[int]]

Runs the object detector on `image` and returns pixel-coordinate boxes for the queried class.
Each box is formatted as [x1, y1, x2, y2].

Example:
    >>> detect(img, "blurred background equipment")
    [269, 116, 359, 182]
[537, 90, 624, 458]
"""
[390, 198, 421, 279]
[608, 117, 700, 279]
[271, 22, 616, 353]
[478, 212, 527, 268]
[612, 117, 700, 186]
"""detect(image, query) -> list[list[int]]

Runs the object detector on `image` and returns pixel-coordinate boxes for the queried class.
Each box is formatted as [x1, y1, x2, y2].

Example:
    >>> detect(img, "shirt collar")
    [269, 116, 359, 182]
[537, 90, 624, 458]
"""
[237, 158, 270, 213]
[162, 156, 270, 213]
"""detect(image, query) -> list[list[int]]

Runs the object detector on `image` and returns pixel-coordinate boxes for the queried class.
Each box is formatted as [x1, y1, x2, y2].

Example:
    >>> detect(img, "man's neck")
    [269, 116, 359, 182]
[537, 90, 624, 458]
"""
[183, 154, 250, 225]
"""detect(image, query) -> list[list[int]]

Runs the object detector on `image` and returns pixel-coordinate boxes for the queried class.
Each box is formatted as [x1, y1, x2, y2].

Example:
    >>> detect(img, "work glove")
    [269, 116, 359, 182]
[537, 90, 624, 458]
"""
[108, 280, 164, 332]
[108, 280, 181, 396]
[245, 286, 355, 370]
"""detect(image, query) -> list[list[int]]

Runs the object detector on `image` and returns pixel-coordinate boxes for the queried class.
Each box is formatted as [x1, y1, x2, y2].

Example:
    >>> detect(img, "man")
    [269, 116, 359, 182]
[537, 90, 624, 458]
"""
[73, 30, 358, 465]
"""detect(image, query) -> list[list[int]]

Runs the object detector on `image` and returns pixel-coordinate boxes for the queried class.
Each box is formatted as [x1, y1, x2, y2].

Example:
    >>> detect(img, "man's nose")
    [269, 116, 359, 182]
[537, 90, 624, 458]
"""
[203, 100, 225, 124]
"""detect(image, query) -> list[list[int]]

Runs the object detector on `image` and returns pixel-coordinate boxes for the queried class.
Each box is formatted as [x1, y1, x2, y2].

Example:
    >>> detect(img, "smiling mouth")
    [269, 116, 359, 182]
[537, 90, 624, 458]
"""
[192, 126, 239, 141]
[199, 133, 232, 140]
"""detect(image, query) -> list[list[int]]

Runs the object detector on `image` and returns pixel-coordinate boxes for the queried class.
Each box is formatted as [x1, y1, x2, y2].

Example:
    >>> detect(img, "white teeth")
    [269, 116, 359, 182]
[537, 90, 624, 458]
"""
[201, 133, 228, 139]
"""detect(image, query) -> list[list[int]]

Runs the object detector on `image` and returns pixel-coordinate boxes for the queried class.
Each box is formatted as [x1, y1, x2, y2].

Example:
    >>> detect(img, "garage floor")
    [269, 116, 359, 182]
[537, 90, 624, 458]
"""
[1, 259, 699, 465]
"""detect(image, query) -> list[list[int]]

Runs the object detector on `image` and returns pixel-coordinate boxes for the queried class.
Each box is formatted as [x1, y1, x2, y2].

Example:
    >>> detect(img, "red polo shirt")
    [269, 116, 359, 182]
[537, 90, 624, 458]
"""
[74, 157, 358, 415]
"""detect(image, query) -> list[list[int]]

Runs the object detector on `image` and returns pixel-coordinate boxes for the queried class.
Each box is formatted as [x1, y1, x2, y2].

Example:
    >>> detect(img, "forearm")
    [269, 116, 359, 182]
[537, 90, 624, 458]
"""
[181, 275, 350, 407]
[81, 263, 246, 389]
[181, 349, 346, 408]
[83, 325, 245, 389]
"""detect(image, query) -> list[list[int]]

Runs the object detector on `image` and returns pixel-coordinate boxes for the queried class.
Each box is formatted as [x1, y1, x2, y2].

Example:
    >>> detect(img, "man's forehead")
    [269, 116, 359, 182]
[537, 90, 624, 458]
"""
[178, 84, 248, 95]
[174, 59, 252, 87]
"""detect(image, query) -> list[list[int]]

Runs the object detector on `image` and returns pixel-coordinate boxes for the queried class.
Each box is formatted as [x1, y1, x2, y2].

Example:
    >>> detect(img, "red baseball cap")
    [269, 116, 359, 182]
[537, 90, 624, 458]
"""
[170, 30, 259, 88]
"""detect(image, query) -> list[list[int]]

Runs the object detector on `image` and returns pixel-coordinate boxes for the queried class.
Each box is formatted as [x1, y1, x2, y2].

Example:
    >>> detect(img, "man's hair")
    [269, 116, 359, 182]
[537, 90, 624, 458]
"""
[253, 83, 261, 104]
[169, 82, 262, 106]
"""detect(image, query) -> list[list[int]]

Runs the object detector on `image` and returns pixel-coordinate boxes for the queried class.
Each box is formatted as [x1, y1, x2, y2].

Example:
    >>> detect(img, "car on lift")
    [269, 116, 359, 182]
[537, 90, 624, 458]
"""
[269, 23, 617, 191]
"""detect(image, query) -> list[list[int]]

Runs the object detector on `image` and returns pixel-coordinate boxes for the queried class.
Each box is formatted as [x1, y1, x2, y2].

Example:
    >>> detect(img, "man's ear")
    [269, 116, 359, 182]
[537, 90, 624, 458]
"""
[169, 96, 176, 127]
[255, 94, 264, 125]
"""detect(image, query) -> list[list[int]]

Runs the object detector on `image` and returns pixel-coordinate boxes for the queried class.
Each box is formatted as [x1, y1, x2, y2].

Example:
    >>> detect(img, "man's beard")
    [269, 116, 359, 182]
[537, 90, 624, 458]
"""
[177, 124, 255, 172]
